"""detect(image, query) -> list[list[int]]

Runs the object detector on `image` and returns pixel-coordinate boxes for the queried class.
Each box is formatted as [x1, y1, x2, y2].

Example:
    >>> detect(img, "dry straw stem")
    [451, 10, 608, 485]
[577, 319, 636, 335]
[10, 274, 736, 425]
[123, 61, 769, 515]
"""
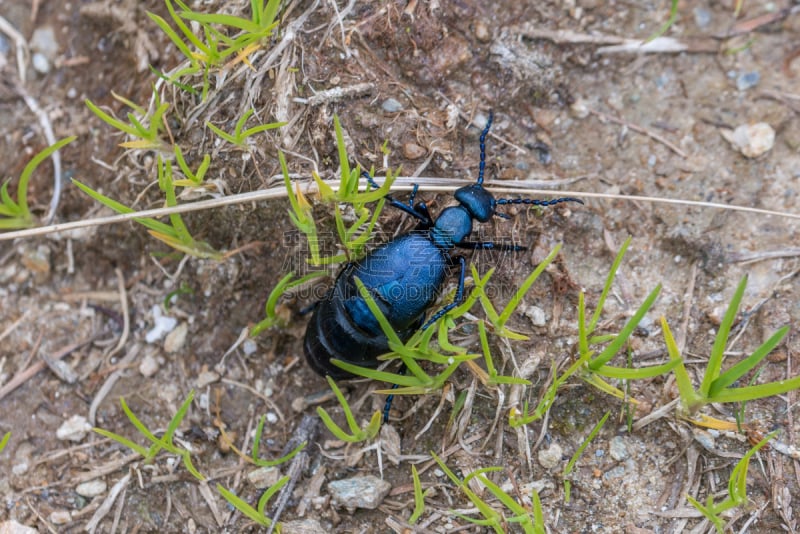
[1, 177, 798, 243]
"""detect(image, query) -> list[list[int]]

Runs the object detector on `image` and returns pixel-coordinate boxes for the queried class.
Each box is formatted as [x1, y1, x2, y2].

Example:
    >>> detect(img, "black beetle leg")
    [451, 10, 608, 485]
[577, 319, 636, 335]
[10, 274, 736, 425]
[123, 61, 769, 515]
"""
[422, 255, 467, 329]
[382, 362, 407, 423]
[362, 171, 430, 224]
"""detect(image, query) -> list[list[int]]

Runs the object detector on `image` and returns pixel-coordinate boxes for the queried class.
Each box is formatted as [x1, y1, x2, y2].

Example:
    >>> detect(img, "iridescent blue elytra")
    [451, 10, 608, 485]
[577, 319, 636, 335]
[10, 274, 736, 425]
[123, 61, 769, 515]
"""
[304, 110, 583, 379]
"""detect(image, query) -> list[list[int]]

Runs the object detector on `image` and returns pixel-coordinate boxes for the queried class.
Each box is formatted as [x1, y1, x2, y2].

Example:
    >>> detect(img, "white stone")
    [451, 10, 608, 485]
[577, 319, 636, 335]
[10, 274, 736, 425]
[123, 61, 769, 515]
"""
[247, 466, 281, 489]
[537, 443, 563, 469]
[56, 415, 91, 442]
[145, 305, 177, 343]
[139, 354, 160, 377]
[75, 479, 107, 498]
[49, 510, 72, 525]
[196, 370, 220, 388]
[0, 520, 39, 534]
[721, 122, 775, 158]
[164, 322, 188, 353]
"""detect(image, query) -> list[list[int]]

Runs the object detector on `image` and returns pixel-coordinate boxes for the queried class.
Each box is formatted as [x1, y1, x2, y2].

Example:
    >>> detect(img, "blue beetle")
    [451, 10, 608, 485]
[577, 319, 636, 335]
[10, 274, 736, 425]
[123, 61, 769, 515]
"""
[304, 111, 583, 379]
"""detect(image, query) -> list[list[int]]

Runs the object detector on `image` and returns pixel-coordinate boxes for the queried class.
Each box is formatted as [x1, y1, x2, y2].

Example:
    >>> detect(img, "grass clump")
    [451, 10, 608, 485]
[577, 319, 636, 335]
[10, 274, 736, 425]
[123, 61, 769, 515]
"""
[1, 137, 75, 230]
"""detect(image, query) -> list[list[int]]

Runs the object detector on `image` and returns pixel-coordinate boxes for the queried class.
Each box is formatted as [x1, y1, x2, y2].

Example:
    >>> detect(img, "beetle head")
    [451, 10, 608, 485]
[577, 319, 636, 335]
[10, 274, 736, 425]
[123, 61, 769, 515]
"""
[454, 184, 496, 223]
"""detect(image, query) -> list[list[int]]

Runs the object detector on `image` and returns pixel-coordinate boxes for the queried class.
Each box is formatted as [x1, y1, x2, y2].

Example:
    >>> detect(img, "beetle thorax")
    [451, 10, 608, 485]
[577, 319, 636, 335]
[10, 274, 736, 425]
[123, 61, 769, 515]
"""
[431, 206, 472, 249]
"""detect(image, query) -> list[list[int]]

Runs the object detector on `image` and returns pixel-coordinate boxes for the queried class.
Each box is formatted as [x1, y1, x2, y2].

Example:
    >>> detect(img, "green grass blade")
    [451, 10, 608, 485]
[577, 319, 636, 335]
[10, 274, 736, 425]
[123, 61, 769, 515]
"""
[589, 284, 661, 370]
[257, 475, 290, 517]
[85, 99, 140, 137]
[217, 484, 271, 527]
[593, 358, 680, 380]
[92, 428, 150, 457]
[15, 136, 76, 215]
[240, 121, 286, 139]
[589, 236, 631, 334]
[700, 276, 748, 396]
[578, 291, 588, 356]
[709, 326, 790, 396]
[409, 465, 425, 524]
[353, 277, 403, 346]
[661, 317, 699, 409]
[206, 121, 237, 144]
[180, 12, 262, 34]
[709, 376, 800, 403]
[645, 0, 679, 43]
[333, 115, 351, 194]
[498, 244, 561, 326]
[563, 411, 609, 502]
[162, 391, 194, 446]
[71, 179, 176, 235]
[146, 12, 197, 61]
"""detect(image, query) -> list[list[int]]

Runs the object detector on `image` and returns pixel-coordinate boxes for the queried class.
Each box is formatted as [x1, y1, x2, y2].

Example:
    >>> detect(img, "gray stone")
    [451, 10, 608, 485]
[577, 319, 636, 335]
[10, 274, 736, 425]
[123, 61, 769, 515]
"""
[75, 479, 107, 498]
[609, 436, 629, 461]
[736, 71, 760, 91]
[328, 475, 391, 512]
[537, 443, 562, 469]
[381, 98, 403, 113]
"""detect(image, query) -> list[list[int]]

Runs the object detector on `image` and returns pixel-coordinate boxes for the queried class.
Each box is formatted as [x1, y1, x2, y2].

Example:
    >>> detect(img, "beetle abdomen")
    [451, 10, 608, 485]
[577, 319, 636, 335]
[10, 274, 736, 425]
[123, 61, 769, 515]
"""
[304, 234, 448, 378]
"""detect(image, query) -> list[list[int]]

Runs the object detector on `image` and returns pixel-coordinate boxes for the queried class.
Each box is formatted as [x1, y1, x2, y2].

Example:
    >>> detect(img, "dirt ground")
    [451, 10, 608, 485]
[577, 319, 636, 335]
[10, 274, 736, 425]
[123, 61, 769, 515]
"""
[1, 0, 800, 532]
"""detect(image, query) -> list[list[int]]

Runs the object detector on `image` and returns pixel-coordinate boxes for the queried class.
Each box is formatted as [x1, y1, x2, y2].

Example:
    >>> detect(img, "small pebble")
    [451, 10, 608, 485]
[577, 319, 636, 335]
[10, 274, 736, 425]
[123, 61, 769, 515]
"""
[473, 20, 490, 42]
[48, 510, 71, 525]
[721, 122, 775, 158]
[66, 87, 78, 99]
[522, 305, 547, 327]
[402, 141, 426, 160]
[281, 519, 325, 533]
[693, 429, 716, 451]
[56, 415, 91, 442]
[570, 98, 590, 119]
[0, 520, 39, 534]
[164, 322, 188, 353]
[12, 442, 34, 476]
[247, 466, 281, 489]
[30, 26, 59, 60]
[328, 475, 391, 512]
[75, 479, 107, 498]
[537, 443, 562, 469]
[139, 354, 160, 377]
[32, 53, 51, 74]
[736, 71, 760, 91]
[693, 7, 712, 28]
[609, 436, 629, 461]
[381, 98, 403, 113]
[0, 34, 10, 56]
[242, 338, 257, 356]
[19, 244, 51, 282]
[146, 305, 177, 343]
[196, 370, 220, 388]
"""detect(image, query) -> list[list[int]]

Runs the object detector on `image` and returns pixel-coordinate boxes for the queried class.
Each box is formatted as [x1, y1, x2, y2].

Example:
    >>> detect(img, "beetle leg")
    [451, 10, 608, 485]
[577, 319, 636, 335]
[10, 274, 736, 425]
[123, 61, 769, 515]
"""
[362, 171, 431, 224]
[421, 255, 467, 329]
[382, 362, 407, 423]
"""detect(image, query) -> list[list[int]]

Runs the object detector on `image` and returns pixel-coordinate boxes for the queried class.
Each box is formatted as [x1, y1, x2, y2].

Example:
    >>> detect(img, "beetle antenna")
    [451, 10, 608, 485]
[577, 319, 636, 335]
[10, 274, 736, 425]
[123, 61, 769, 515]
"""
[497, 197, 584, 207]
[476, 110, 494, 186]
